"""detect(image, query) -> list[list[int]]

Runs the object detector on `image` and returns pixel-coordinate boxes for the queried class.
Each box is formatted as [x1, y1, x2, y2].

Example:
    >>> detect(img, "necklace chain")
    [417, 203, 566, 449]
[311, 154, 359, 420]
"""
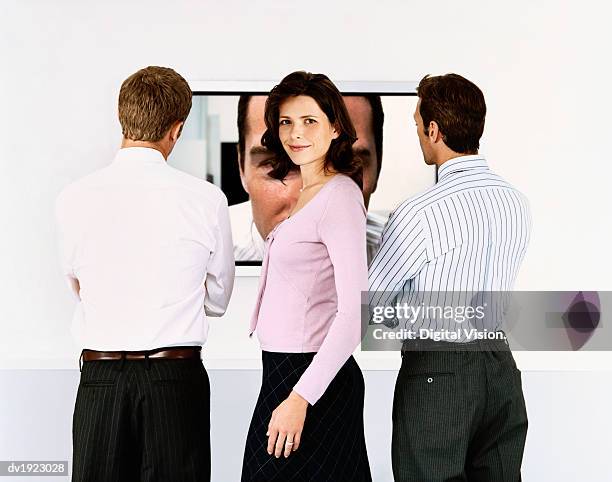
[299, 180, 325, 193]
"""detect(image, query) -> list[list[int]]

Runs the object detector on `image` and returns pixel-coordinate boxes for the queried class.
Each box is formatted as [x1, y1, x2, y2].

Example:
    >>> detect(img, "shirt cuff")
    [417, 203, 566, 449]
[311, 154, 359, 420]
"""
[292, 379, 319, 406]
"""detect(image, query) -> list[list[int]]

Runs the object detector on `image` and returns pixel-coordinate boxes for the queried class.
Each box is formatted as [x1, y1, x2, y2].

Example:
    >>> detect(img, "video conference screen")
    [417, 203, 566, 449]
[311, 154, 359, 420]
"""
[169, 92, 436, 265]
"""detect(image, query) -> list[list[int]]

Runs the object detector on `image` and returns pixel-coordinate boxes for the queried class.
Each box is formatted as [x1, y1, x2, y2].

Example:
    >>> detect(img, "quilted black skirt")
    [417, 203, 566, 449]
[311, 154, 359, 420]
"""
[241, 351, 372, 482]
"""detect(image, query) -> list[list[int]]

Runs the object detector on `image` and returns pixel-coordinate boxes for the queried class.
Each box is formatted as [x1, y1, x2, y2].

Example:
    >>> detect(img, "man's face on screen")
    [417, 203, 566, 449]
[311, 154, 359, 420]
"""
[239, 96, 301, 240]
[343, 96, 379, 209]
[239, 95, 381, 239]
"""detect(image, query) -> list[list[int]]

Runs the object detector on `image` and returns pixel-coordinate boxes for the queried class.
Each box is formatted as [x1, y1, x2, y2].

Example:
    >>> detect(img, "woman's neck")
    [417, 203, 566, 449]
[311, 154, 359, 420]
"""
[299, 159, 335, 188]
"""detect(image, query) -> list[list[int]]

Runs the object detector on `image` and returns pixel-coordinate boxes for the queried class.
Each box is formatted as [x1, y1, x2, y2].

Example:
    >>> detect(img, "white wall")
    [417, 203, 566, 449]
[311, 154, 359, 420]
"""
[1, 0, 610, 366]
[1, 1, 611, 479]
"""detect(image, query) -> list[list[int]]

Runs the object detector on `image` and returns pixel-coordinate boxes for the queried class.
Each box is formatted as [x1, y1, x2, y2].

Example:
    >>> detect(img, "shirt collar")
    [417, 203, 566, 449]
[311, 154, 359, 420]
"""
[437, 155, 489, 181]
[112, 147, 167, 166]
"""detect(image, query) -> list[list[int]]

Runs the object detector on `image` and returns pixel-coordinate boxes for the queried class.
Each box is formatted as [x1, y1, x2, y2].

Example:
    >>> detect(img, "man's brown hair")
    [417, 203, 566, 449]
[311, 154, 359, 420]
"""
[118, 66, 192, 142]
[417, 73, 486, 154]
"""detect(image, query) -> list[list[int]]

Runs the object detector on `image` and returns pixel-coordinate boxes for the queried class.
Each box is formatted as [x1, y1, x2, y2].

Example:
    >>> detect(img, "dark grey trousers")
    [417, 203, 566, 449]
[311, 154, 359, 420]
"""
[392, 341, 528, 481]
[72, 356, 210, 482]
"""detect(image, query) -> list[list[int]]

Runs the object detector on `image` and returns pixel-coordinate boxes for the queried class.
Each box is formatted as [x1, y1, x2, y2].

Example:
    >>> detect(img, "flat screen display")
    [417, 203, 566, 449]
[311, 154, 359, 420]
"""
[169, 86, 436, 264]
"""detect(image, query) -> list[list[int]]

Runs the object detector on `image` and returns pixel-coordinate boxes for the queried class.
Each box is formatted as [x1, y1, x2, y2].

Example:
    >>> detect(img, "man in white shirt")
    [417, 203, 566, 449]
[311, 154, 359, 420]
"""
[55, 66, 234, 482]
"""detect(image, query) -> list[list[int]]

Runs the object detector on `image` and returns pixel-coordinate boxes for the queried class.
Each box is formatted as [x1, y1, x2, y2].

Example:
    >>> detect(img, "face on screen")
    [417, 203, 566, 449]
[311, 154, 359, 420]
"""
[344, 96, 379, 208]
[239, 96, 301, 239]
[239, 96, 381, 239]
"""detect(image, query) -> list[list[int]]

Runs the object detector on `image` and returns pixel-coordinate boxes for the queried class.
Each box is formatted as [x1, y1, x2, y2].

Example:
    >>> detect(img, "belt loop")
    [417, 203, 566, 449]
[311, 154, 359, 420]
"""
[116, 351, 126, 372]
[145, 352, 151, 371]
[79, 350, 83, 373]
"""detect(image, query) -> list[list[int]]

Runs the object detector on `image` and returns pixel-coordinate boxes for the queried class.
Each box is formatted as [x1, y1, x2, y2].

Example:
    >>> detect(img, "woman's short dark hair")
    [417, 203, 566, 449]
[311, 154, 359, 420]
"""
[417, 73, 486, 154]
[262, 71, 361, 188]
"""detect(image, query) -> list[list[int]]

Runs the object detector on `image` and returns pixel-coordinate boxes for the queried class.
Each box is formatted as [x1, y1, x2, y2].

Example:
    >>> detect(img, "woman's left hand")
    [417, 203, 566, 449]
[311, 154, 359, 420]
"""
[267, 390, 309, 458]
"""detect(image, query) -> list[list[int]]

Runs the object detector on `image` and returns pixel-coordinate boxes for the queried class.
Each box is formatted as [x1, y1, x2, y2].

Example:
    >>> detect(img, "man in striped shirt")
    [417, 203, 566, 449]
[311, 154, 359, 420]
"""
[369, 74, 530, 481]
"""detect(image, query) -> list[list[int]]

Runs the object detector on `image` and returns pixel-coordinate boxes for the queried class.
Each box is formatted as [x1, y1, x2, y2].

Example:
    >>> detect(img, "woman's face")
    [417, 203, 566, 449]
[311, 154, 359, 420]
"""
[278, 95, 339, 169]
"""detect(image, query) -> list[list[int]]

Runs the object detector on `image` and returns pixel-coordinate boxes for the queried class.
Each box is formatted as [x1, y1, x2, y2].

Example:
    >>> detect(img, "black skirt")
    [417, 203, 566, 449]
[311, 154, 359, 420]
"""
[241, 351, 372, 482]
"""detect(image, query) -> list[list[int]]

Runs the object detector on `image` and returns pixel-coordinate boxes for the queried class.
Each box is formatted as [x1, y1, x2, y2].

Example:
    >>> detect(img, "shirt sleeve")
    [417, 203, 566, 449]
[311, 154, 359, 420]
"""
[54, 190, 81, 300]
[204, 194, 235, 317]
[292, 182, 367, 405]
[368, 203, 429, 314]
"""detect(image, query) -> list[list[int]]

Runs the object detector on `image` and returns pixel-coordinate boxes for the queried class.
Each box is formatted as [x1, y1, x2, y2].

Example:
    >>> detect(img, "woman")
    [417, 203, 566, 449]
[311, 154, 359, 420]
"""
[241, 71, 372, 482]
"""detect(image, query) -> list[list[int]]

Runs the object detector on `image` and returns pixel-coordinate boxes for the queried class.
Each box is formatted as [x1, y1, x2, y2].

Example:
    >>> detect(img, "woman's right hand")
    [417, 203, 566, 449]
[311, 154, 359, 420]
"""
[266, 390, 308, 458]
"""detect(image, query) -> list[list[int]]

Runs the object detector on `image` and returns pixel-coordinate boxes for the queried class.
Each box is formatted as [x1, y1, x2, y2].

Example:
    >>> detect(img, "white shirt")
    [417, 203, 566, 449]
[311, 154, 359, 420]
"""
[55, 147, 235, 351]
[229, 200, 266, 261]
[369, 155, 531, 340]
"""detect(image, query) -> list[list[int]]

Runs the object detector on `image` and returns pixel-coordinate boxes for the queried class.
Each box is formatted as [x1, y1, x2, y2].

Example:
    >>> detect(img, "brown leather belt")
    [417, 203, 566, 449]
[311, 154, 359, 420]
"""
[82, 346, 201, 362]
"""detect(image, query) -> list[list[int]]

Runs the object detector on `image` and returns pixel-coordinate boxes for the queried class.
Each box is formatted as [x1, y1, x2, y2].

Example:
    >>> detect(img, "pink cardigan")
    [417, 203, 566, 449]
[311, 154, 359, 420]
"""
[249, 174, 367, 405]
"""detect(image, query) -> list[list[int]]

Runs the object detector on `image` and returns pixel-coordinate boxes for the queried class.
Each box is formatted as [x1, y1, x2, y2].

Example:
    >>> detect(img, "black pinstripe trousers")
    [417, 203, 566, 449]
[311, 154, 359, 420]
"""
[392, 340, 528, 482]
[72, 355, 210, 482]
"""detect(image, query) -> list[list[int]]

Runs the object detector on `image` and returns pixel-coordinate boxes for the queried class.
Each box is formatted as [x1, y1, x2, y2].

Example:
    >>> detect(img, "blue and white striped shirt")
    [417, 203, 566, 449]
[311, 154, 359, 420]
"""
[368, 155, 531, 339]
